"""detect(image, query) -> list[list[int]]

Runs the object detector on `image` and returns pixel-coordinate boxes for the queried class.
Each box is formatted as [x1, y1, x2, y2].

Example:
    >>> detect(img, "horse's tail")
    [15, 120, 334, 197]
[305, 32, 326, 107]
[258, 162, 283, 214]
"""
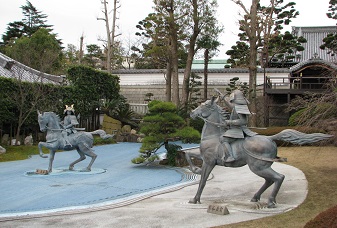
[90, 129, 114, 139]
[267, 129, 333, 145]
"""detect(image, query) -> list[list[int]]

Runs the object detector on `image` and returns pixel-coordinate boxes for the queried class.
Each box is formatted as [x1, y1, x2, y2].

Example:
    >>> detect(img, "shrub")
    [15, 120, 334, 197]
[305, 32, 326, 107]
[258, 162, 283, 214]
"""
[174, 126, 201, 143]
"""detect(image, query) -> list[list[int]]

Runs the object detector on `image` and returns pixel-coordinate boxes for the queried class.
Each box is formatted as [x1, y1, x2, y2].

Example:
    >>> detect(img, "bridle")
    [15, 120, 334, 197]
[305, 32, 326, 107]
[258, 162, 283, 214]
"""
[197, 103, 227, 128]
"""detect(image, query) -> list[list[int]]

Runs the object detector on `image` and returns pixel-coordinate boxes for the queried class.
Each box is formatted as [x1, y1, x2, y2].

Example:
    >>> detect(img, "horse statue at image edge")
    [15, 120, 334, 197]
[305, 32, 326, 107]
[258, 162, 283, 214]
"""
[37, 110, 113, 173]
[185, 96, 332, 208]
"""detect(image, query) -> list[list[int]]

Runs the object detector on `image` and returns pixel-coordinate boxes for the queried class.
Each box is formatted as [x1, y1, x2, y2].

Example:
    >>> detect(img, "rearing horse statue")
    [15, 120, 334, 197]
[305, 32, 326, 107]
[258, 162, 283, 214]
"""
[37, 111, 113, 173]
[185, 97, 332, 208]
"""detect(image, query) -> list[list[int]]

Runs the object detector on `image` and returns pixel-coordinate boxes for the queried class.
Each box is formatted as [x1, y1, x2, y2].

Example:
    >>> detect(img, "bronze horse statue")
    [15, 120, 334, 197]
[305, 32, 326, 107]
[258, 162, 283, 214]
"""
[185, 97, 332, 208]
[37, 111, 113, 173]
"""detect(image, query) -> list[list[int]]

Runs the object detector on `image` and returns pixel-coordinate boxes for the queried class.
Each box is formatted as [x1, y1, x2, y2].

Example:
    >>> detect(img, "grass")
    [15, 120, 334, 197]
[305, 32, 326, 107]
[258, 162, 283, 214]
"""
[216, 146, 337, 228]
[0, 145, 49, 162]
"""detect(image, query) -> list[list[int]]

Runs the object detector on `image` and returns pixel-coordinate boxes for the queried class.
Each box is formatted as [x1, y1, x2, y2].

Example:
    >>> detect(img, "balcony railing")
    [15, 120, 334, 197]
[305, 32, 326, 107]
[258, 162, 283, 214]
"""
[265, 76, 336, 92]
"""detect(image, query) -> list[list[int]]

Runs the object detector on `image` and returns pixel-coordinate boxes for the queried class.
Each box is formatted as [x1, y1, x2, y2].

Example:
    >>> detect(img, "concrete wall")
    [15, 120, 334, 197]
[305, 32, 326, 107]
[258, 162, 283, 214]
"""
[118, 70, 288, 104]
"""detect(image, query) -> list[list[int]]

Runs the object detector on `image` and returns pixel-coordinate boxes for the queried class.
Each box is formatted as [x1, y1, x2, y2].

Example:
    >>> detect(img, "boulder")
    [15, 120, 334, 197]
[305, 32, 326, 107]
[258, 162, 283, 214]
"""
[121, 125, 131, 133]
[1, 134, 9, 145]
[0, 146, 6, 154]
[24, 135, 33, 146]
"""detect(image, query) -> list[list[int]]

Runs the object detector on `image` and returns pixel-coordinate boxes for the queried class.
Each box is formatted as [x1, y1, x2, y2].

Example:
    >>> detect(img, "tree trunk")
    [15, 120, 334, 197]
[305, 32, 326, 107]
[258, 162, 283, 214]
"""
[203, 49, 209, 101]
[168, 6, 180, 106]
[181, 0, 200, 107]
[247, 0, 259, 127]
[102, 0, 112, 73]
[165, 61, 172, 102]
[110, 0, 118, 70]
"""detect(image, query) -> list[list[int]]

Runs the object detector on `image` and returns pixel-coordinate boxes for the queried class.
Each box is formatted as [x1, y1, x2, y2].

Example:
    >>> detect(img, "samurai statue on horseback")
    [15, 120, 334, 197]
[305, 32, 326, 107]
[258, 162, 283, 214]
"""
[185, 89, 332, 208]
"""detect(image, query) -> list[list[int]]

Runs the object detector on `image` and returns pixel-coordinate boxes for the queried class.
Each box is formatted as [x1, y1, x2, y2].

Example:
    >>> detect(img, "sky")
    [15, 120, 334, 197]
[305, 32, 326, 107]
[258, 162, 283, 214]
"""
[0, 0, 336, 59]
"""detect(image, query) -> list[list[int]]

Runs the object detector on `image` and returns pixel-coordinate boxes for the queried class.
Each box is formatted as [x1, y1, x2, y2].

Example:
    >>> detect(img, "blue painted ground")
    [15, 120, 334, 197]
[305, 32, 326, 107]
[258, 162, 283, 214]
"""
[0, 142, 199, 216]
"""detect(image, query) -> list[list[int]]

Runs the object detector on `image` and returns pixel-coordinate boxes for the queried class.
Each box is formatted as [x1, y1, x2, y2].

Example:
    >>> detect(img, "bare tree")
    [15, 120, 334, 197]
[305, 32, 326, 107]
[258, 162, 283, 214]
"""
[98, 0, 120, 73]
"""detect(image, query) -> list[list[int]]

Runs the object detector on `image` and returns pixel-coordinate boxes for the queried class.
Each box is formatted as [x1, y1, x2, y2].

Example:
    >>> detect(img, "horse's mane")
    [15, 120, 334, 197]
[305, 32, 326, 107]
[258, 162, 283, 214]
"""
[45, 112, 61, 123]
[218, 105, 229, 123]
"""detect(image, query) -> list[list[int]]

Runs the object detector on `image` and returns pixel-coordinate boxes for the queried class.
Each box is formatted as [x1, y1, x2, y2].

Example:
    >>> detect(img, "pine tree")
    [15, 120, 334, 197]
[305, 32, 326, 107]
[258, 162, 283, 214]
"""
[1, 1, 52, 45]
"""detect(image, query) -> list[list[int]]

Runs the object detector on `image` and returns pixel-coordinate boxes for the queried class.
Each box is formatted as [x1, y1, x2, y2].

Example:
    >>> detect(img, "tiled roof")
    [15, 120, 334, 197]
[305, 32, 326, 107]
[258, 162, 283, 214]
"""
[289, 56, 337, 72]
[0, 52, 64, 84]
[292, 26, 337, 62]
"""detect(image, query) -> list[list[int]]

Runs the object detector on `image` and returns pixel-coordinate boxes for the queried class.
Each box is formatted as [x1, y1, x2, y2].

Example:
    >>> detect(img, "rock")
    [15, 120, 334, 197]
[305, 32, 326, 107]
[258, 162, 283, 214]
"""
[11, 139, 21, 146]
[121, 125, 131, 133]
[24, 135, 33, 146]
[1, 134, 9, 145]
[0, 146, 6, 154]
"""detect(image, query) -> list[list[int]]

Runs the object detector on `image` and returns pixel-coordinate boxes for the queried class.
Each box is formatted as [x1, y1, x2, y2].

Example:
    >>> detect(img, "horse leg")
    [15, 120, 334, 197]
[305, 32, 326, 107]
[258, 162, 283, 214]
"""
[78, 143, 97, 172]
[185, 151, 202, 174]
[69, 148, 86, 171]
[250, 166, 285, 208]
[251, 178, 273, 202]
[48, 150, 56, 173]
[38, 142, 48, 158]
[189, 162, 215, 204]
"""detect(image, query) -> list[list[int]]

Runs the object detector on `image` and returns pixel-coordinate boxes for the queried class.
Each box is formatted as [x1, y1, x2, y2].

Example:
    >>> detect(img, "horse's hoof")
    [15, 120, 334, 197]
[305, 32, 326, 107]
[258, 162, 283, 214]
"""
[188, 199, 200, 204]
[250, 198, 259, 202]
[267, 203, 276, 208]
[188, 199, 196, 204]
[80, 168, 91, 172]
[69, 167, 74, 171]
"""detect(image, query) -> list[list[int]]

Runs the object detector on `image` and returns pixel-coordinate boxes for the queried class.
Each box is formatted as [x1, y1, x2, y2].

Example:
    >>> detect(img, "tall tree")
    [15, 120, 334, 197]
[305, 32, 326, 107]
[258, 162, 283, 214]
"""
[320, 0, 337, 57]
[180, 0, 220, 107]
[196, 25, 223, 100]
[231, 0, 299, 126]
[268, 31, 306, 66]
[226, 41, 250, 67]
[327, 0, 337, 19]
[83, 44, 104, 68]
[4, 28, 63, 74]
[1, 1, 53, 46]
[153, 0, 181, 105]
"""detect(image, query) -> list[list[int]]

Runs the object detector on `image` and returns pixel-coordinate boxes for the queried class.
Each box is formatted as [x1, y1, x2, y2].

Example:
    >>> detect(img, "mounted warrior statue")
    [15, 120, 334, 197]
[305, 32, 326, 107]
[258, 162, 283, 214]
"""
[221, 89, 257, 163]
[37, 105, 113, 173]
[61, 104, 81, 149]
[185, 89, 333, 208]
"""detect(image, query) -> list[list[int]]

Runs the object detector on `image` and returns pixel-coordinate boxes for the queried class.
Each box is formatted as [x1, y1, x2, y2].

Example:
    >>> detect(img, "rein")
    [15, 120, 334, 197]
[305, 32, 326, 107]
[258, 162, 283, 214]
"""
[200, 117, 227, 128]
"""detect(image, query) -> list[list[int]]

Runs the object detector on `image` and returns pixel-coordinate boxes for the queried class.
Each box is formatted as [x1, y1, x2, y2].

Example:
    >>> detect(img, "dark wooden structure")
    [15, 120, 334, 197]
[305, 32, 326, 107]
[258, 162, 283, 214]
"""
[264, 57, 337, 126]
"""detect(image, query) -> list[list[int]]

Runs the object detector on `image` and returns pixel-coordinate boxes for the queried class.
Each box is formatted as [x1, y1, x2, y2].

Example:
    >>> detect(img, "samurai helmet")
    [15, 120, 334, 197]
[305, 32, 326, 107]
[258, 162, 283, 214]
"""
[64, 104, 75, 115]
[229, 90, 250, 105]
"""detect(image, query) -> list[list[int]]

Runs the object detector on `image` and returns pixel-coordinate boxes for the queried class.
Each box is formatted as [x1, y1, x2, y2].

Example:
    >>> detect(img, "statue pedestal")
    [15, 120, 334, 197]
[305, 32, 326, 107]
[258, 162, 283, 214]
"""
[24, 167, 106, 176]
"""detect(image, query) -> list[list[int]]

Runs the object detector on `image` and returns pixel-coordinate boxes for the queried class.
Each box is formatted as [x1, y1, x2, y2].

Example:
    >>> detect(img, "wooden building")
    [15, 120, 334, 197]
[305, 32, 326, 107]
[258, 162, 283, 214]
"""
[265, 56, 337, 126]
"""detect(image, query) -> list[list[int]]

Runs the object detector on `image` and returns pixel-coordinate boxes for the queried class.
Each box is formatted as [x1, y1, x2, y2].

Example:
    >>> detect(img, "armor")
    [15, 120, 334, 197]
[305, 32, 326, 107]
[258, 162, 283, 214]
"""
[223, 104, 257, 139]
[62, 104, 79, 149]
[221, 90, 257, 163]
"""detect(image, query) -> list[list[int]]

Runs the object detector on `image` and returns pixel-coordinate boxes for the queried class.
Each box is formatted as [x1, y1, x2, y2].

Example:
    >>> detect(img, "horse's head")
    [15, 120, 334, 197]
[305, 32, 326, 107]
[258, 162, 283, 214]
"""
[190, 96, 219, 120]
[37, 110, 48, 132]
[37, 111, 60, 132]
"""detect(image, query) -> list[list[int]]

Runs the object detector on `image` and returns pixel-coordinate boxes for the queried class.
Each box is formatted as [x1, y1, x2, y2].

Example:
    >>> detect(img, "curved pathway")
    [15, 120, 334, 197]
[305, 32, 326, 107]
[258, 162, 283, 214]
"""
[0, 143, 308, 227]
